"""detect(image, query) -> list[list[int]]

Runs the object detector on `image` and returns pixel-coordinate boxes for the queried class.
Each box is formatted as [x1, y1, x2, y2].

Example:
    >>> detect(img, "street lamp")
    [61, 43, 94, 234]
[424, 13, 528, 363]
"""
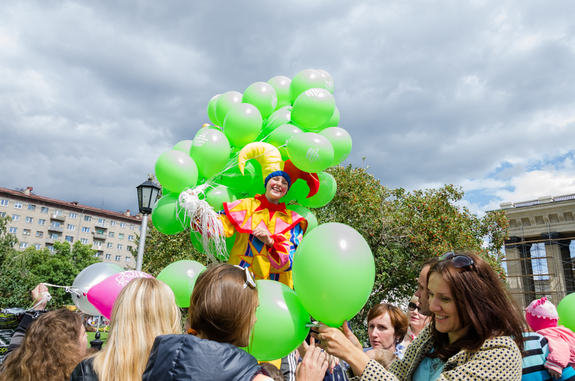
[135, 178, 160, 271]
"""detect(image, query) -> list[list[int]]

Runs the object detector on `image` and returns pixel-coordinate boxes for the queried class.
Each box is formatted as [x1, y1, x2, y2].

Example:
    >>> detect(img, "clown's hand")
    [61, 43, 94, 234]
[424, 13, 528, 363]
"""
[253, 228, 274, 246]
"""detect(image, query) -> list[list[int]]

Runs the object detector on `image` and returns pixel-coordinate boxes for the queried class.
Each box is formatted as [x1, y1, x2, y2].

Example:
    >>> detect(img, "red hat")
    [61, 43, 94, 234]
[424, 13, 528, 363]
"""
[283, 160, 320, 198]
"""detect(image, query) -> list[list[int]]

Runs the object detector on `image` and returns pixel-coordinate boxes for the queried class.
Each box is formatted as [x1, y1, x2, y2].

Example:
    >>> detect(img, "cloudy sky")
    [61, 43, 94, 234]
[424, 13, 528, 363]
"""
[1, 0, 574, 216]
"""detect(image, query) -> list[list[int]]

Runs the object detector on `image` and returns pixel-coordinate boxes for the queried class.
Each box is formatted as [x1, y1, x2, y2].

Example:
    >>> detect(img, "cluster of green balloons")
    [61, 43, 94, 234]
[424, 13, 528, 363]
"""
[151, 69, 352, 237]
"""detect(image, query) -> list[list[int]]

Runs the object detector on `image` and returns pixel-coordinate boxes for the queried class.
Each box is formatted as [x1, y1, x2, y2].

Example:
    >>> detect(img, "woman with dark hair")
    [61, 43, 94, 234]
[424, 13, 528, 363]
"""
[364, 304, 408, 359]
[0, 308, 87, 381]
[314, 252, 526, 380]
[142, 263, 328, 381]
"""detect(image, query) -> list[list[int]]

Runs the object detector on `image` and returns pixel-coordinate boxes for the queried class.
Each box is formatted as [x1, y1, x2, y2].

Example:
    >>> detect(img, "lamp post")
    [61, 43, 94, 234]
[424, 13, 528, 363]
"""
[135, 179, 160, 271]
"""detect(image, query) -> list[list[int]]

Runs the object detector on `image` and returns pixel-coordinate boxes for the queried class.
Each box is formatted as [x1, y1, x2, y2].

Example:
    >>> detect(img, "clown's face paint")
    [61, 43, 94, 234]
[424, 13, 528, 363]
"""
[265, 176, 289, 204]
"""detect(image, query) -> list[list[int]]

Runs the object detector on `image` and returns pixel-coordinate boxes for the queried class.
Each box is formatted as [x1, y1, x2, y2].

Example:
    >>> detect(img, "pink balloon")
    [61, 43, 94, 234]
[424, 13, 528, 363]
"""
[87, 270, 153, 318]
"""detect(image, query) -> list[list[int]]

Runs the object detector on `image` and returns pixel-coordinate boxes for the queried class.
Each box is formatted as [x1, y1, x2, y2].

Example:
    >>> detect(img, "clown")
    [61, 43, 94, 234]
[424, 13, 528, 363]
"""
[182, 142, 318, 289]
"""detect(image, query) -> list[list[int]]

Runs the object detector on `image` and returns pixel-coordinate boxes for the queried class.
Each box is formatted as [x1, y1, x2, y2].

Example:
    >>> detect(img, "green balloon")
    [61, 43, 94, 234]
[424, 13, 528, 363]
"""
[299, 172, 337, 208]
[242, 82, 277, 119]
[224, 103, 263, 148]
[218, 161, 256, 193]
[292, 223, 375, 327]
[207, 94, 221, 126]
[267, 76, 291, 110]
[155, 150, 199, 193]
[157, 260, 206, 308]
[310, 106, 340, 133]
[151, 194, 186, 235]
[558, 293, 575, 332]
[286, 205, 318, 235]
[247, 280, 310, 361]
[215, 91, 242, 126]
[262, 107, 292, 136]
[173, 140, 193, 155]
[190, 128, 231, 180]
[190, 231, 236, 262]
[291, 88, 336, 130]
[317, 70, 334, 94]
[319, 127, 352, 166]
[287, 133, 334, 173]
[280, 180, 308, 204]
[205, 184, 239, 212]
[289, 69, 328, 104]
[265, 123, 303, 161]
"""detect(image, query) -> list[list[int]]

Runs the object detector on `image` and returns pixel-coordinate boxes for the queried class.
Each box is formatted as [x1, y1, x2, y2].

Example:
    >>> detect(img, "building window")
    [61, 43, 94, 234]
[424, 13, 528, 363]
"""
[109, 232, 115, 238]
[12, 214, 20, 221]
[67, 224, 75, 231]
[126, 256, 131, 263]
[110, 221, 116, 227]
[65, 236, 73, 242]
[115, 255, 121, 261]
[23, 229, 31, 236]
[94, 241, 102, 247]
[94, 252, 101, 258]
[105, 254, 111, 260]
[52, 221, 61, 228]
[96, 229, 105, 235]
[127, 245, 132, 251]
[82, 227, 90, 233]
[18, 242, 27, 248]
[98, 218, 105, 224]
[119, 233, 124, 239]
[9, 227, 17, 233]
[128, 235, 134, 241]
[84, 215, 92, 222]
[120, 223, 126, 228]
[130, 225, 134, 230]
[117, 244, 122, 250]
[25, 217, 33, 223]
[0, 212, 5, 217]
[14, 202, 22, 209]
[50, 233, 59, 239]
[28, 204, 36, 211]
[69, 213, 78, 219]
[107, 242, 113, 248]
[54, 210, 63, 216]
[80, 238, 88, 244]
[38, 219, 46, 225]
[48, 246, 55, 252]
[40, 207, 48, 213]
[34, 244, 41, 250]
[36, 231, 43, 237]
[0, 199, 8, 206]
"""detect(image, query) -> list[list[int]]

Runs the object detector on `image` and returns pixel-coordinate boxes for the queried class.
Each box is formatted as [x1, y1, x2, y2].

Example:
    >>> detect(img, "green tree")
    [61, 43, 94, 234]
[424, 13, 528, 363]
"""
[0, 215, 18, 268]
[314, 164, 508, 343]
[0, 241, 100, 308]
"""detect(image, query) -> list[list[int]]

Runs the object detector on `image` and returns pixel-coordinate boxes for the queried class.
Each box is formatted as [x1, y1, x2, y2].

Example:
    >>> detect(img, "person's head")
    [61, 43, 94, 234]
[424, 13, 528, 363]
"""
[427, 251, 525, 358]
[365, 348, 398, 370]
[525, 297, 558, 332]
[189, 263, 259, 347]
[92, 277, 181, 381]
[264, 172, 291, 203]
[0, 309, 86, 381]
[408, 296, 431, 336]
[367, 303, 408, 351]
[414, 257, 438, 316]
[260, 362, 286, 381]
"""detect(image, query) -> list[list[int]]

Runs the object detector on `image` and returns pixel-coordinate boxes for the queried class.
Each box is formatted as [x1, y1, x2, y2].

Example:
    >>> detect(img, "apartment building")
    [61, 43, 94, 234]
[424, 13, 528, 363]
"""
[0, 186, 142, 268]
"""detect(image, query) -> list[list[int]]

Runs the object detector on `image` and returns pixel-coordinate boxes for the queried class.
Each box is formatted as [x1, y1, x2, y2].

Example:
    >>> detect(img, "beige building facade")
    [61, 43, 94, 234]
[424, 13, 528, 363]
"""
[501, 194, 575, 310]
[0, 186, 142, 268]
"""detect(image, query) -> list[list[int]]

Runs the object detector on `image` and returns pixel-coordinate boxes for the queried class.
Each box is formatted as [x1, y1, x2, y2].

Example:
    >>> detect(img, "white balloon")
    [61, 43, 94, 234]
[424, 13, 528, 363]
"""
[72, 262, 124, 315]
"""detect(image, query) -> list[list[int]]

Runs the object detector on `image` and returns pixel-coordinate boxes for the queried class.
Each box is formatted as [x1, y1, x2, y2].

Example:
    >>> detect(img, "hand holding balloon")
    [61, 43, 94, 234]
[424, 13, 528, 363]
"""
[296, 336, 330, 381]
[313, 323, 369, 377]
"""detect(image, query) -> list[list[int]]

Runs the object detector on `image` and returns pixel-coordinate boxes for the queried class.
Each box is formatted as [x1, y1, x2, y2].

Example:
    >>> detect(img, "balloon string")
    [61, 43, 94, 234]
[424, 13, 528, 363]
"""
[41, 283, 84, 297]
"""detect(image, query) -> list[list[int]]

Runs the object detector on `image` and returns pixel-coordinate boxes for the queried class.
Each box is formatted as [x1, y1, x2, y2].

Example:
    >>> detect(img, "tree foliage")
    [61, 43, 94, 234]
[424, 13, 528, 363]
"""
[0, 223, 100, 308]
[314, 164, 508, 343]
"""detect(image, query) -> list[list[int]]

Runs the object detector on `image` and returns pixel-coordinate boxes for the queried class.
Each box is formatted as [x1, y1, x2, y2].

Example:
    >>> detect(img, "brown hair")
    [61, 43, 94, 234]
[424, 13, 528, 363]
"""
[189, 263, 258, 347]
[260, 362, 286, 381]
[367, 303, 408, 344]
[0, 309, 84, 381]
[366, 348, 398, 370]
[427, 252, 526, 361]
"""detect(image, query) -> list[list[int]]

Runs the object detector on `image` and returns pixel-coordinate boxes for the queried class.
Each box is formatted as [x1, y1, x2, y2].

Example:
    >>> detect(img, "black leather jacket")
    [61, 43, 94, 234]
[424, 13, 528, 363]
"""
[70, 357, 99, 381]
[143, 334, 266, 381]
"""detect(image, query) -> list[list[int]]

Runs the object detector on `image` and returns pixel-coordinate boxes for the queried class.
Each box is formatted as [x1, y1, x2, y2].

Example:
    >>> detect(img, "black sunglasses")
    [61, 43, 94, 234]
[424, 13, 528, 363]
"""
[408, 302, 421, 312]
[439, 252, 474, 269]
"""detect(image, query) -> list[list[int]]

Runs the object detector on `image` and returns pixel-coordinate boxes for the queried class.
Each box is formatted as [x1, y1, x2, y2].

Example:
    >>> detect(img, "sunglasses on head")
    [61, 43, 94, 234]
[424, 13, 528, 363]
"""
[408, 302, 421, 312]
[438, 252, 474, 269]
[234, 265, 256, 289]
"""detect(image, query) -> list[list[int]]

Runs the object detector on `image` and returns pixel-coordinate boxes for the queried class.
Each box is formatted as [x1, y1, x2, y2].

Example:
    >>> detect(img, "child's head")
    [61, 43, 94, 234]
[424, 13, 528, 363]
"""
[365, 348, 398, 370]
[260, 362, 286, 381]
[526, 297, 558, 332]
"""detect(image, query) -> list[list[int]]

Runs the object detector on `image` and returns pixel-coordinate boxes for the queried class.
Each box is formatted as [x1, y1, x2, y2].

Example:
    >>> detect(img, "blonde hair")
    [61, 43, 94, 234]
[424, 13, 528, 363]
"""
[92, 277, 181, 381]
